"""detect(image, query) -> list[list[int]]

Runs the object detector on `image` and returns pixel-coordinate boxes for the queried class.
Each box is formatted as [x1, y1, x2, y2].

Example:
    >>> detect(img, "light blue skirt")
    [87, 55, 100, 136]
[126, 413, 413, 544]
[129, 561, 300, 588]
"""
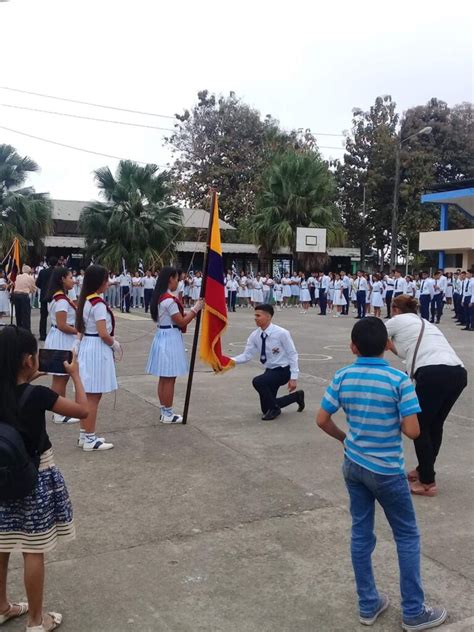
[146, 327, 188, 377]
[78, 336, 118, 393]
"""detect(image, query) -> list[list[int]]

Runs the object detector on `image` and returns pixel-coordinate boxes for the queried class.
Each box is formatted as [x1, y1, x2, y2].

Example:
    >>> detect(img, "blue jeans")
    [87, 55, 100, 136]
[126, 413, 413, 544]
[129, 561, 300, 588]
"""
[342, 457, 424, 619]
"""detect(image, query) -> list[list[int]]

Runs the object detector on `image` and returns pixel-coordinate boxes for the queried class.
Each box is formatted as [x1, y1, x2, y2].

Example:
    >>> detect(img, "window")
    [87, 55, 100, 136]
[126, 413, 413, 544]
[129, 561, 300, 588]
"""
[444, 253, 463, 269]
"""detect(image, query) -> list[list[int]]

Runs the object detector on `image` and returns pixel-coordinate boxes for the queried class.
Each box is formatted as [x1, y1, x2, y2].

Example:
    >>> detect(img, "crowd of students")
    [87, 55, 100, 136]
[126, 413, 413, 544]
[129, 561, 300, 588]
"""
[0, 258, 469, 632]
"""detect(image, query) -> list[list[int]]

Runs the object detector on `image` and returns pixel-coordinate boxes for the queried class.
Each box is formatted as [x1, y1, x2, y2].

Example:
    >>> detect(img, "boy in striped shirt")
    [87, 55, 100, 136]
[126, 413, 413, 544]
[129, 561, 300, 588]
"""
[316, 318, 447, 631]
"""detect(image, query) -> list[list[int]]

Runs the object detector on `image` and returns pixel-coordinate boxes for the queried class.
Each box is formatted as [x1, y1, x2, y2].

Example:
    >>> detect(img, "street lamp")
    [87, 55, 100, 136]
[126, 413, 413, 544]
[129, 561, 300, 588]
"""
[389, 126, 432, 269]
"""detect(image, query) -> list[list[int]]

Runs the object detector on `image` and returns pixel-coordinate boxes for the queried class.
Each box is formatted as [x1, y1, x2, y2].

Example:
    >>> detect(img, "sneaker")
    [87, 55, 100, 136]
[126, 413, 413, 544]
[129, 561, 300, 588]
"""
[77, 436, 104, 448]
[359, 593, 390, 626]
[83, 439, 114, 451]
[160, 414, 183, 424]
[402, 605, 447, 630]
[53, 413, 80, 424]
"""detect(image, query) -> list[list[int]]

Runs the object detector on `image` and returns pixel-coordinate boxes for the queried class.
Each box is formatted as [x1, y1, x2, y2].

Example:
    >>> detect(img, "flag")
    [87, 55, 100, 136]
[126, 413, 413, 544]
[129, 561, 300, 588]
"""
[199, 195, 234, 372]
[138, 258, 144, 275]
[121, 257, 127, 275]
[5, 238, 20, 283]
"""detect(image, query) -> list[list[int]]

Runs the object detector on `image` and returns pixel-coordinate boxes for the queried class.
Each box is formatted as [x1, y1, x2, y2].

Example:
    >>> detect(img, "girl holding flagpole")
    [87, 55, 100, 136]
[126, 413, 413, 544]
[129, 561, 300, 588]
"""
[44, 267, 80, 424]
[146, 266, 203, 424]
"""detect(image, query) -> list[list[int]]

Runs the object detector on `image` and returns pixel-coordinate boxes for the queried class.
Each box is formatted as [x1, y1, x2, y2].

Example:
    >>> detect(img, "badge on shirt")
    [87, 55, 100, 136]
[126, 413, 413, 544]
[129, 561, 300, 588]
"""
[272, 347, 280, 355]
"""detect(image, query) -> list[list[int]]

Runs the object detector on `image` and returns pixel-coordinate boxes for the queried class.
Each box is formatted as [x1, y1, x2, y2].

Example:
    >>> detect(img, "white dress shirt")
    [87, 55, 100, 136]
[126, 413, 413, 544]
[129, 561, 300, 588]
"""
[437, 275, 447, 293]
[355, 276, 369, 291]
[386, 313, 463, 374]
[143, 276, 156, 290]
[419, 278, 435, 299]
[320, 275, 330, 291]
[394, 277, 407, 294]
[232, 323, 299, 379]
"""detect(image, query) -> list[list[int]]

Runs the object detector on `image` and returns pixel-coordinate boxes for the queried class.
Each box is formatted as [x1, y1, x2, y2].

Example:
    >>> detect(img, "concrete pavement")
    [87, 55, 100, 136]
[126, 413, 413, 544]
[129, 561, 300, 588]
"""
[4, 305, 473, 631]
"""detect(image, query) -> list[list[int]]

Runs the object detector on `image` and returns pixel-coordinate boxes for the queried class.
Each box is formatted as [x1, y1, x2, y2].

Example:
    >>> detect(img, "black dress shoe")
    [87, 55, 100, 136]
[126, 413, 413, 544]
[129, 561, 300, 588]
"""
[296, 390, 305, 412]
[462, 327, 472, 331]
[261, 408, 281, 421]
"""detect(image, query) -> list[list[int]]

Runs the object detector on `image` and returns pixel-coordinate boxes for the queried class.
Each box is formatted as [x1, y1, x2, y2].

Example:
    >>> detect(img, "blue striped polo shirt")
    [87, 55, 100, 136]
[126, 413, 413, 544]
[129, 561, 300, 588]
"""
[321, 357, 421, 476]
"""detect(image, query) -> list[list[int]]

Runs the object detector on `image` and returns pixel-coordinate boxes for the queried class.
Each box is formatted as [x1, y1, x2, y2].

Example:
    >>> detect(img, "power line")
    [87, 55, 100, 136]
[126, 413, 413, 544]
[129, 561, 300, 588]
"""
[0, 87, 346, 137]
[0, 103, 176, 132]
[0, 124, 170, 167]
[0, 86, 176, 120]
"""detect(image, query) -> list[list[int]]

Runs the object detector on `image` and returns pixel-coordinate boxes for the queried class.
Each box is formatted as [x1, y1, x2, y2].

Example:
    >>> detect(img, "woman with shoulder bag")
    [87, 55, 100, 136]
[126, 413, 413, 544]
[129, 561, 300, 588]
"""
[385, 295, 468, 497]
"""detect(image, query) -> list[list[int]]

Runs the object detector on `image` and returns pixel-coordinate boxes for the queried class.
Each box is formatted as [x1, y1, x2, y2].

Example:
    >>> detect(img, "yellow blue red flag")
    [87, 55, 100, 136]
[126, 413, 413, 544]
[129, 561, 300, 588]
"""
[199, 195, 235, 372]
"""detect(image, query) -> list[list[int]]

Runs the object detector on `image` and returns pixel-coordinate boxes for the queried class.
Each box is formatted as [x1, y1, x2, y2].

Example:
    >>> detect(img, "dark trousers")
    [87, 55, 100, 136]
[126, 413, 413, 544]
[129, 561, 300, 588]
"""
[430, 293, 444, 322]
[12, 293, 31, 331]
[120, 286, 130, 312]
[309, 287, 316, 307]
[463, 296, 472, 329]
[39, 300, 49, 339]
[394, 291, 403, 298]
[419, 294, 430, 321]
[319, 289, 327, 314]
[144, 288, 153, 313]
[356, 290, 366, 318]
[414, 365, 467, 484]
[342, 288, 349, 314]
[385, 290, 393, 318]
[252, 366, 298, 414]
[227, 291, 237, 312]
[453, 293, 462, 320]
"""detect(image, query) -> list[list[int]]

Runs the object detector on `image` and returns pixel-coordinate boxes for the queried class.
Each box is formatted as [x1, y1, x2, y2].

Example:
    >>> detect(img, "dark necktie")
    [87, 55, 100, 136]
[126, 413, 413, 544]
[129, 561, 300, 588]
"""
[260, 332, 267, 364]
[421, 281, 425, 293]
[395, 280, 398, 290]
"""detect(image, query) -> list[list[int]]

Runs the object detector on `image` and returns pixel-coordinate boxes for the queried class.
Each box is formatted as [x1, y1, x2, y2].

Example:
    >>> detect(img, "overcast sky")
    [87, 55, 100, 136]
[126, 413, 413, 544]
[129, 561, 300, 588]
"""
[1, 0, 472, 201]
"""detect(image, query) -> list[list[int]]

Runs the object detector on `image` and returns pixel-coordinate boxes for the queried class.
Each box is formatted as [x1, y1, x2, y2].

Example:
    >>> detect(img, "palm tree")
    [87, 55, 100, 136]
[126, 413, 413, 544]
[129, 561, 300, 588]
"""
[0, 144, 52, 257]
[249, 150, 345, 269]
[80, 161, 183, 270]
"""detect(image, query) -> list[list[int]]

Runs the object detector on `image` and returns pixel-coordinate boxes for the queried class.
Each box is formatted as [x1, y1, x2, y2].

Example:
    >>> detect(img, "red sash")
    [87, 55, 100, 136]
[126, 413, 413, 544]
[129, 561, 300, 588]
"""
[53, 292, 76, 311]
[159, 293, 186, 333]
[87, 294, 115, 336]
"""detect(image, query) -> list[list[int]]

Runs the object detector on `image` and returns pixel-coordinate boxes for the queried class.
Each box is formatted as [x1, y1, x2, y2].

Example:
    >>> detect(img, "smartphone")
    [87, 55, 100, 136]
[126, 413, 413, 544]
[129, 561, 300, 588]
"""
[39, 349, 72, 374]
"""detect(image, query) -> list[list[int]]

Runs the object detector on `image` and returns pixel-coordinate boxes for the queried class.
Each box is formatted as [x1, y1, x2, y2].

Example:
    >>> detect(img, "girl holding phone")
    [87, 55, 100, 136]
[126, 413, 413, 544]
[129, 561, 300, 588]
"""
[76, 265, 120, 451]
[44, 267, 79, 424]
[0, 326, 88, 631]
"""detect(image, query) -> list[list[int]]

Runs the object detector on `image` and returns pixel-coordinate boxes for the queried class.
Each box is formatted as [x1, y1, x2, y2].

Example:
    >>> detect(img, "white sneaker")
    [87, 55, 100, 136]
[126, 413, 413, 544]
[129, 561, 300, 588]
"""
[53, 413, 80, 424]
[77, 436, 104, 448]
[160, 414, 183, 424]
[83, 438, 114, 451]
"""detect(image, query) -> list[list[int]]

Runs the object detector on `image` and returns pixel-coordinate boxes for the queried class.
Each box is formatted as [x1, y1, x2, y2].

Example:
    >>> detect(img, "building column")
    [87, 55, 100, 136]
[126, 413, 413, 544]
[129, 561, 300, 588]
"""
[438, 203, 448, 269]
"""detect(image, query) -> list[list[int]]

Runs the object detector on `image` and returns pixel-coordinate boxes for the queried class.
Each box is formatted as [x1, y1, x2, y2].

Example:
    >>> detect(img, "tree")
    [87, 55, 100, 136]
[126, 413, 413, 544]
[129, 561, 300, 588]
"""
[248, 150, 341, 269]
[79, 161, 183, 271]
[167, 90, 319, 227]
[0, 144, 52, 258]
[335, 95, 399, 269]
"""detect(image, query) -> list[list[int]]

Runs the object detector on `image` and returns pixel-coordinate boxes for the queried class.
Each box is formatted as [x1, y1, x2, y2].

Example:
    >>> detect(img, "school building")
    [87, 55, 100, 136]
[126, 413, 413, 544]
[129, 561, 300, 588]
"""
[419, 180, 474, 272]
[45, 199, 360, 273]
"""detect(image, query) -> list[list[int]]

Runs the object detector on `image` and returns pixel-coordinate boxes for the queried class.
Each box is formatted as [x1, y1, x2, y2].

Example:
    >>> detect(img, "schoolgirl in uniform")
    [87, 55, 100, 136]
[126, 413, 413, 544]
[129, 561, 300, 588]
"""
[299, 276, 311, 313]
[273, 279, 283, 310]
[328, 273, 335, 312]
[282, 273, 292, 308]
[370, 273, 385, 318]
[350, 276, 357, 313]
[445, 272, 453, 305]
[290, 274, 300, 306]
[252, 275, 264, 305]
[405, 275, 416, 297]
[238, 272, 249, 308]
[332, 273, 346, 317]
[0, 270, 10, 318]
[44, 267, 80, 425]
[146, 266, 203, 424]
[183, 275, 191, 307]
[365, 273, 372, 315]
[0, 326, 87, 632]
[190, 271, 202, 305]
[76, 265, 119, 452]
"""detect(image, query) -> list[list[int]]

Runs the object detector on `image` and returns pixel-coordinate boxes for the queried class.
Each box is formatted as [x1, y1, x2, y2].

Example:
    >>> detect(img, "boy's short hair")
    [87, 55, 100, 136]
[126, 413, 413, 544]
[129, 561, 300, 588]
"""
[351, 317, 388, 357]
[254, 303, 274, 317]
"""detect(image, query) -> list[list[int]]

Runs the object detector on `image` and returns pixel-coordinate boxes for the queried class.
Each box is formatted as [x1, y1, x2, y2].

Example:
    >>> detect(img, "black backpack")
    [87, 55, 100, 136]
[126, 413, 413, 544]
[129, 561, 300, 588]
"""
[0, 385, 39, 501]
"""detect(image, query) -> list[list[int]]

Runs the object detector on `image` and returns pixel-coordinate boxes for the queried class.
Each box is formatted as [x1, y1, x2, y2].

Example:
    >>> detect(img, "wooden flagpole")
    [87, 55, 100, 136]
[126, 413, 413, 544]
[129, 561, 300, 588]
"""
[182, 189, 217, 425]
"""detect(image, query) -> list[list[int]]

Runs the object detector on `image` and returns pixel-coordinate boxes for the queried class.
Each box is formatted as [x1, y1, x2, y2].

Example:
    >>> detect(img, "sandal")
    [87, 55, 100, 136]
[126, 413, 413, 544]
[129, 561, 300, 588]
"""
[26, 612, 62, 632]
[0, 602, 28, 624]
[410, 480, 437, 497]
[406, 468, 419, 482]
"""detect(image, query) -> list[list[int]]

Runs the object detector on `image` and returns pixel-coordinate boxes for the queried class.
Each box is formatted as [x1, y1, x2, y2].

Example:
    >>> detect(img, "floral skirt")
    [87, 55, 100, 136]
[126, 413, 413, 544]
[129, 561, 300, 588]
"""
[0, 449, 75, 553]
